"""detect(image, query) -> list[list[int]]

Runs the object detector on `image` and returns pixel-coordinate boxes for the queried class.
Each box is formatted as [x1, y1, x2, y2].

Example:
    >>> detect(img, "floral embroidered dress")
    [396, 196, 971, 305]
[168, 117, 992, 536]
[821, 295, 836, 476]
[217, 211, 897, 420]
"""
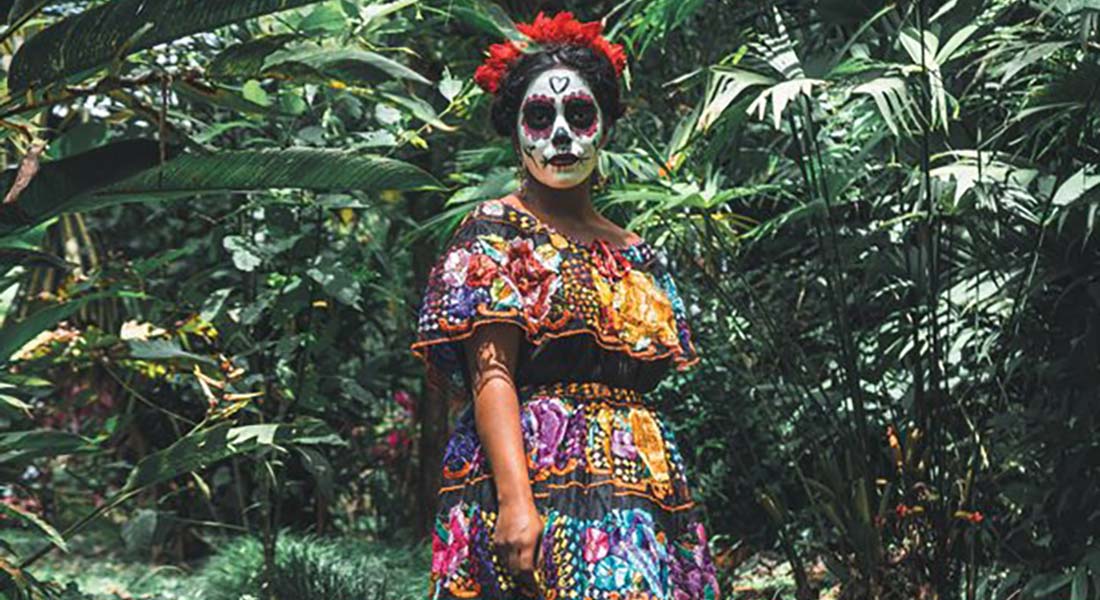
[410, 195, 721, 600]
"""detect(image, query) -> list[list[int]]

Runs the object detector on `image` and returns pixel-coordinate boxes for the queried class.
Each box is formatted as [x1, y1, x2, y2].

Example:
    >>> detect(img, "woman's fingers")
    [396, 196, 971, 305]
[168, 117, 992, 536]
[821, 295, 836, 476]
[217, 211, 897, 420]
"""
[496, 537, 538, 574]
[533, 524, 544, 565]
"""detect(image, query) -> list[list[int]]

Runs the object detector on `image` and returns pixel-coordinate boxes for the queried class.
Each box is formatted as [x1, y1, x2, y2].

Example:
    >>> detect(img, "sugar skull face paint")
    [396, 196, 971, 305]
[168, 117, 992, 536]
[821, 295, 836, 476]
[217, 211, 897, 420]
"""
[516, 66, 604, 189]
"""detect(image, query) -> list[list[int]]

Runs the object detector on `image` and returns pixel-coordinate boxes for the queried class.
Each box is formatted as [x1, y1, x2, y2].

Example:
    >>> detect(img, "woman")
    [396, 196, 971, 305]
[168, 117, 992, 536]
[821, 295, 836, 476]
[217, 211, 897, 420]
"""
[410, 11, 721, 600]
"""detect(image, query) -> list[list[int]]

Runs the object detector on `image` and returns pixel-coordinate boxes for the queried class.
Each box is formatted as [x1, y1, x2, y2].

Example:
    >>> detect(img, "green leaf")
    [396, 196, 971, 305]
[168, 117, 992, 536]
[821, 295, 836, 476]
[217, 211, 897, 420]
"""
[698, 67, 775, 132]
[200, 288, 233, 322]
[222, 235, 264, 272]
[447, 0, 522, 41]
[0, 503, 68, 554]
[2, 149, 440, 238]
[358, 0, 417, 28]
[0, 292, 113, 366]
[241, 79, 272, 106]
[0, 429, 99, 466]
[296, 446, 334, 501]
[438, 66, 463, 102]
[1052, 167, 1100, 207]
[1025, 573, 1073, 598]
[119, 420, 326, 493]
[0, 392, 33, 418]
[206, 34, 300, 79]
[92, 149, 444, 200]
[128, 339, 217, 365]
[173, 79, 280, 117]
[297, 2, 345, 33]
[263, 47, 432, 86]
[1071, 568, 1089, 600]
[379, 91, 456, 131]
[0, 140, 171, 238]
[0, 247, 73, 272]
[8, 0, 326, 91]
[306, 261, 362, 309]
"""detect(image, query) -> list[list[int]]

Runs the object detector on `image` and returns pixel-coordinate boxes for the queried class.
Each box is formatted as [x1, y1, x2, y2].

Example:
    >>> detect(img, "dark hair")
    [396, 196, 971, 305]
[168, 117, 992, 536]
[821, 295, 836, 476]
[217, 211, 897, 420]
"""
[489, 43, 625, 138]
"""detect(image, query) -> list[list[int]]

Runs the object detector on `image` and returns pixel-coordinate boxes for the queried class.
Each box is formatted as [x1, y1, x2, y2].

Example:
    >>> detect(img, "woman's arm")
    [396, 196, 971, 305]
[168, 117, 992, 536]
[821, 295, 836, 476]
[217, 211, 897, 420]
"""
[462, 323, 543, 582]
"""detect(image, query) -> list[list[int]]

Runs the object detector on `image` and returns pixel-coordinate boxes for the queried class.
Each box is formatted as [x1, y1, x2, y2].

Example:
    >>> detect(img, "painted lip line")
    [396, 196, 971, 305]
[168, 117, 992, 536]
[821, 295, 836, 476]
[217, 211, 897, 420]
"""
[548, 154, 580, 167]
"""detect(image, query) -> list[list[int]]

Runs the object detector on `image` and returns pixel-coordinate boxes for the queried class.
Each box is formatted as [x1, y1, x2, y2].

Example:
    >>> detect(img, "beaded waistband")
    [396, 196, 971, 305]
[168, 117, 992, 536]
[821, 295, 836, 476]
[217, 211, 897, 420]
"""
[518, 381, 645, 405]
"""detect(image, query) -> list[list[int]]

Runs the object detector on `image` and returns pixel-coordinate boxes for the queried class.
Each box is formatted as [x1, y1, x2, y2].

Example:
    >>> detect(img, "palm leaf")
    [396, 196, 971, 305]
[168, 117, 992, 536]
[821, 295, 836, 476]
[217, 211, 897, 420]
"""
[8, 0, 325, 91]
[263, 47, 432, 86]
[0, 140, 169, 238]
[89, 149, 444, 205]
[698, 67, 776, 132]
[1, 146, 442, 238]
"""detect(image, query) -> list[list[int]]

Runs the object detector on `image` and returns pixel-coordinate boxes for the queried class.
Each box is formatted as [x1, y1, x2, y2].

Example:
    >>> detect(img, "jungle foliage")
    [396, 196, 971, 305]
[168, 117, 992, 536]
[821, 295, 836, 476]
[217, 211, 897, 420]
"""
[0, 1, 1097, 599]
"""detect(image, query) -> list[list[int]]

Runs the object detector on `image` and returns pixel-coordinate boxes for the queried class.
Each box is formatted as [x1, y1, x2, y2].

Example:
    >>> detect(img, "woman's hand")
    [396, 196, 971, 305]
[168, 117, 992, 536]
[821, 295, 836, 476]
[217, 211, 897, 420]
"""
[494, 499, 544, 581]
[462, 323, 545, 587]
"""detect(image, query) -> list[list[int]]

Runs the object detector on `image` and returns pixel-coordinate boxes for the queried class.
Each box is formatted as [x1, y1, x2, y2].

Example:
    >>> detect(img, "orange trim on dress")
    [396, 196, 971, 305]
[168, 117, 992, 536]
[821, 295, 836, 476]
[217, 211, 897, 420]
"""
[411, 308, 700, 371]
[437, 473, 696, 512]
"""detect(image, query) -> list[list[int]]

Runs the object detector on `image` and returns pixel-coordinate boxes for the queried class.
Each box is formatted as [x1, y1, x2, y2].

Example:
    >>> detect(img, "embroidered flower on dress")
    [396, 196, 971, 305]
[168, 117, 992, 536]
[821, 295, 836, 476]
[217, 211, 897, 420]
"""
[584, 526, 610, 563]
[479, 199, 505, 217]
[441, 248, 470, 287]
[503, 237, 561, 322]
[465, 253, 498, 287]
[590, 239, 632, 282]
[410, 197, 700, 406]
[591, 266, 681, 352]
[444, 284, 487, 321]
[432, 503, 470, 577]
[611, 428, 638, 459]
[528, 397, 569, 469]
[616, 270, 680, 350]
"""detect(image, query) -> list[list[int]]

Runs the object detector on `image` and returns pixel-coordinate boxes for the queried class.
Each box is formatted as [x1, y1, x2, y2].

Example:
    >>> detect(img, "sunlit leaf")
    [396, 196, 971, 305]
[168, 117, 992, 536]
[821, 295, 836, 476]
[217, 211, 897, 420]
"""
[9, 0, 326, 91]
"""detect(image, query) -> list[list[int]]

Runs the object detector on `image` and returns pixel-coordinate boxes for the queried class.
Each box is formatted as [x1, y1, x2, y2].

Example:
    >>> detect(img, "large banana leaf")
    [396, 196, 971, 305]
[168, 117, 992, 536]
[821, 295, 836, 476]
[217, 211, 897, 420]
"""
[8, 0, 325, 91]
[0, 145, 442, 238]
[86, 148, 444, 204]
[208, 39, 432, 86]
[0, 140, 170, 238]
[263, 47, 433, 86]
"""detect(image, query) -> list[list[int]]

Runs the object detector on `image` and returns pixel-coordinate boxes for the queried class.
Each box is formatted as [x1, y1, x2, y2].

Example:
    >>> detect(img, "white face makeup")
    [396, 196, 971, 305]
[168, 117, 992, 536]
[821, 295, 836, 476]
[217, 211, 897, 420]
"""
[516, 66, 604, 189]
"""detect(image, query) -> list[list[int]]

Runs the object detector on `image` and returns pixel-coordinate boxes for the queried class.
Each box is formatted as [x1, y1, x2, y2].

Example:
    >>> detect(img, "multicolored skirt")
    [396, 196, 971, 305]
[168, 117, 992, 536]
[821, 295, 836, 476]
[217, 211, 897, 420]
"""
[428, 381, 721, 600]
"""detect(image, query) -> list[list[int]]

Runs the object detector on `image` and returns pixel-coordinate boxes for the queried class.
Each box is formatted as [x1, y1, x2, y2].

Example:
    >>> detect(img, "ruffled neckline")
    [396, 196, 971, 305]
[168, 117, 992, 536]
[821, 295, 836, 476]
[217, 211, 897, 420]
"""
[476, 197, 656, 267]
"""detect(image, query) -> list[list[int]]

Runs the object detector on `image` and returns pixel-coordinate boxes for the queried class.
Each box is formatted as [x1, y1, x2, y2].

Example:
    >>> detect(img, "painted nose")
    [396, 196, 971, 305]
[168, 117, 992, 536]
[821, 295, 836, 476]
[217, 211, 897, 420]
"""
[551, 127, 571, 148]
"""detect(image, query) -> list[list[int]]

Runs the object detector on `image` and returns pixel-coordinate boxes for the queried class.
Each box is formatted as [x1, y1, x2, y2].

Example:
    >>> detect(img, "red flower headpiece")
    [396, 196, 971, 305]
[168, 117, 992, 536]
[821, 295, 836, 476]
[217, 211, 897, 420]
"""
[473, 11, 627, 95]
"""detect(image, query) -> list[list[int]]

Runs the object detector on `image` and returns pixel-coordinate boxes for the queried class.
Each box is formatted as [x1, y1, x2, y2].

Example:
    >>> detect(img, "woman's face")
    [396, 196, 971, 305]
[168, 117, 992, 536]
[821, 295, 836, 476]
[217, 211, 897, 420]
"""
[515, 65, 604, 189]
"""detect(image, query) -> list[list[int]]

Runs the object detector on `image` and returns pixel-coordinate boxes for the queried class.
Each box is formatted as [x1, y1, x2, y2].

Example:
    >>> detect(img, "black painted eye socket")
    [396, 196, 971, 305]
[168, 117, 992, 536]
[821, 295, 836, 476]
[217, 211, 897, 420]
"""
[522, 101, 555, 131]
[565, 98, 596, 130]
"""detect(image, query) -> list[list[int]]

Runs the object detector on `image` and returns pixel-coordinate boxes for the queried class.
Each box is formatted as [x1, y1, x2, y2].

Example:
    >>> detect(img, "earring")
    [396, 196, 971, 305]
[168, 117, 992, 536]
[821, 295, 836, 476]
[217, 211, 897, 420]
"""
[514, 165, 525, 192]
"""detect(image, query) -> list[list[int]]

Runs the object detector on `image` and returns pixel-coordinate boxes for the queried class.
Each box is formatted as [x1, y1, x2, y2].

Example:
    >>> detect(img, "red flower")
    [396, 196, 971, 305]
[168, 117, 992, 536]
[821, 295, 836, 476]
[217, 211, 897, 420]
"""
[465, 253, 499, 287]
[473, 11, 627, 95]
[394, 389, 415, 416]
[590, 239, 632, 282]
[503, 238, 558, 321]
[473, 41, 525, 95]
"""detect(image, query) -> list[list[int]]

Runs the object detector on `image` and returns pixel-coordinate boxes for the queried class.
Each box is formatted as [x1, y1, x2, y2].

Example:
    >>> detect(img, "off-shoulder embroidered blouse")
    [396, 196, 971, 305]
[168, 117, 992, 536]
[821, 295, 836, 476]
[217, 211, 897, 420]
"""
[410, 195, 700, 404]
